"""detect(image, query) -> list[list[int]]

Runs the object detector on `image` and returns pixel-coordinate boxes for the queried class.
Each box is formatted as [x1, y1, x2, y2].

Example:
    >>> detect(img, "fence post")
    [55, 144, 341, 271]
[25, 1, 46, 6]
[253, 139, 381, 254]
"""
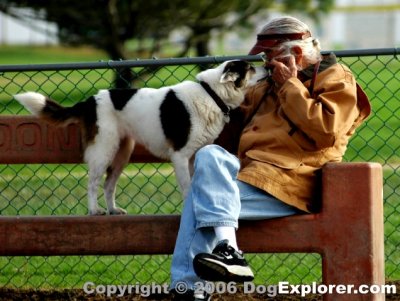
[321, 163, 385, 301]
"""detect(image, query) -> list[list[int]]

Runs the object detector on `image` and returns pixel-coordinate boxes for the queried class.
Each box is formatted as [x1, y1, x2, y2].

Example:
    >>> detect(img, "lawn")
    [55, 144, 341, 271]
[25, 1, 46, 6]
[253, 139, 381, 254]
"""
[0, 46, 399, 289]
[0, 45, 107, 65]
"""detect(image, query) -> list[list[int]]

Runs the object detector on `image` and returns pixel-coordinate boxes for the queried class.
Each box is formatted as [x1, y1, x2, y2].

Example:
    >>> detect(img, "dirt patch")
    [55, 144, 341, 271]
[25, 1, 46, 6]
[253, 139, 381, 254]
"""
[0, 281, 398, 301]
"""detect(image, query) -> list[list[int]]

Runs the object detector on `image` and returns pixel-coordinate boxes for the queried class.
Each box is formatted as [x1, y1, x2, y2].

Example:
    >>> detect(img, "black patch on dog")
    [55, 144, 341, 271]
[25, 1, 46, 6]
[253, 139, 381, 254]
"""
[42, 95, 97, 127]
[73, 96, 99, 144]
[42, 98, 70, 121]
[222, 60, 254, 88]
[109, 89, 138, 110]
[160, 90, 191, 151]
[41, 96, 98, 145]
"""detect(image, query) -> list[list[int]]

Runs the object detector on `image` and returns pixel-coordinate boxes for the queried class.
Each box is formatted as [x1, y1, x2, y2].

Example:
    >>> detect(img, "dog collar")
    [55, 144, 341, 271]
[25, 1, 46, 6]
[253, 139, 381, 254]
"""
[200, 81, 231, 117]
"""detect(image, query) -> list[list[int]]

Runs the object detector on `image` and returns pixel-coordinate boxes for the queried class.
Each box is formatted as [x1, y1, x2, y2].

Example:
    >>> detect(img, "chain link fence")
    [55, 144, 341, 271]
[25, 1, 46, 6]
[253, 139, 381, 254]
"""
[0, 49, 399, 289]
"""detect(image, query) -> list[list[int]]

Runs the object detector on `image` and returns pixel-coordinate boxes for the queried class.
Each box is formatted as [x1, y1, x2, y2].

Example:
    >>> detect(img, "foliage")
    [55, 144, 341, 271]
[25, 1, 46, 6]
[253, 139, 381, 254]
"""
[0, 0, 334, 59]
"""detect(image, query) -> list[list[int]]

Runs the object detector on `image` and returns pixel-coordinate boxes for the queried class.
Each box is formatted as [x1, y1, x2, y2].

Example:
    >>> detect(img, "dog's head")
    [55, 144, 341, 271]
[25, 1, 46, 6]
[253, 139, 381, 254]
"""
[219, 60, 267, 90]
[199, 60, 267, 91]
[197, 60, 267, 109]
[219, 60, 258, 88]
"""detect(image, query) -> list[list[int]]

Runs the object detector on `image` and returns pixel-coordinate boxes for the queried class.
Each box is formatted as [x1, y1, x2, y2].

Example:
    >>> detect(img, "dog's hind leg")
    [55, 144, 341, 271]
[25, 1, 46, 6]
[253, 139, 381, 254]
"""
[104, 137, 135, 215]
[85, 130, 121, 215]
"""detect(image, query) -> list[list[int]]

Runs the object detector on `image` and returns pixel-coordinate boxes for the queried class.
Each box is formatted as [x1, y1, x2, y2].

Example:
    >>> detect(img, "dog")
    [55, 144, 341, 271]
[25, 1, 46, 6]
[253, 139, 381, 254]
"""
[14, 60, 266, 215]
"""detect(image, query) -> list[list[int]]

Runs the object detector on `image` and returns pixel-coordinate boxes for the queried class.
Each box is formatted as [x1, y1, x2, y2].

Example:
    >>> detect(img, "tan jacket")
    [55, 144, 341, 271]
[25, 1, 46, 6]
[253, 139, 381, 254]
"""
[218, 56, 371, 212]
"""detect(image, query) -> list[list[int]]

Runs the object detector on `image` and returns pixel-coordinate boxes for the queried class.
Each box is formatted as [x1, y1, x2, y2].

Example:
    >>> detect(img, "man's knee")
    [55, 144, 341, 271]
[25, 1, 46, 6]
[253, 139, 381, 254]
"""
[194, 144, 240, 174]
[195, 144, 224, 159]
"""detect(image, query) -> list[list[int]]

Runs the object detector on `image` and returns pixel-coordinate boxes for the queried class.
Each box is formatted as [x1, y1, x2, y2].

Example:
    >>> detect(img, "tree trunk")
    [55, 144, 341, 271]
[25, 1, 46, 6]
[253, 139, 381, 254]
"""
[196, 38, 212, 71]
[106, 0, 134, 88]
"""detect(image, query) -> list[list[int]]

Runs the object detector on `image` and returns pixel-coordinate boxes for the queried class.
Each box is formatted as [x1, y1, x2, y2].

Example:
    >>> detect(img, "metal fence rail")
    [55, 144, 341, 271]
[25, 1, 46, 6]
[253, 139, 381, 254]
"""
[0, 48, 399, 289]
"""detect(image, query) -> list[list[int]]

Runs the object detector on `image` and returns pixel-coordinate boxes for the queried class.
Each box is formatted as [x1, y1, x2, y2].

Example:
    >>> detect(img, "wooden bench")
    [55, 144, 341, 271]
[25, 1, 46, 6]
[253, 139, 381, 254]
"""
[0, 116, 385, 300]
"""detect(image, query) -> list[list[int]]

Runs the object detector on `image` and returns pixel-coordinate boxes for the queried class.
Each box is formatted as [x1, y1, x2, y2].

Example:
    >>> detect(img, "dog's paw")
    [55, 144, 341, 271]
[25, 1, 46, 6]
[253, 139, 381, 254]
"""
[89, 208, 107, 215]
[109, 207, 127, 215]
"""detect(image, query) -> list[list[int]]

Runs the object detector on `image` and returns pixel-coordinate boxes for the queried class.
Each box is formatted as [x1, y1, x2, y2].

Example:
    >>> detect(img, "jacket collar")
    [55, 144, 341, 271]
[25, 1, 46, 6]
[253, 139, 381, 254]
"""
[299, 52, 337, 81]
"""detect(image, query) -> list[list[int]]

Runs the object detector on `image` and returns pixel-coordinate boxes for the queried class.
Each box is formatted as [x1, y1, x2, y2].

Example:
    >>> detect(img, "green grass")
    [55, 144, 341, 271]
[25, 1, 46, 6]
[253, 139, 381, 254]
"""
[0, 46, 399, 288]
[0, 45, 108, 65]
[0, 163, 182, 216]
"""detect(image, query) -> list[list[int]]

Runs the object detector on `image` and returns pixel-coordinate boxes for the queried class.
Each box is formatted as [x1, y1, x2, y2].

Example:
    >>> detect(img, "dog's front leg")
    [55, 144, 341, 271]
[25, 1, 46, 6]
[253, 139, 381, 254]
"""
[104, 167, 127, 215]
[171, 152, 191, 199]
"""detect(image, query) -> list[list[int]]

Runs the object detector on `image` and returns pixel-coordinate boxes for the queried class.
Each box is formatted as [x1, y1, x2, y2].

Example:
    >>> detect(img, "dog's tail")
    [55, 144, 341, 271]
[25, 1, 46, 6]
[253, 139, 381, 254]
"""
[14, 92, 88, 125]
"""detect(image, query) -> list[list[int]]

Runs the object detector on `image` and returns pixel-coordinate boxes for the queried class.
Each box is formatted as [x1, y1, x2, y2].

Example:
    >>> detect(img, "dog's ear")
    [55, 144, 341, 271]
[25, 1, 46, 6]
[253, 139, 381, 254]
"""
[220, 71, 240, 84]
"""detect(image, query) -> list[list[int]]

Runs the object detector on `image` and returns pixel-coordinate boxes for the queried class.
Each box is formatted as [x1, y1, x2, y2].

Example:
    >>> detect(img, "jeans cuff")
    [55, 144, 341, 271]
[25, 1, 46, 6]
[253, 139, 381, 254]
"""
[196, 221, 238, 229]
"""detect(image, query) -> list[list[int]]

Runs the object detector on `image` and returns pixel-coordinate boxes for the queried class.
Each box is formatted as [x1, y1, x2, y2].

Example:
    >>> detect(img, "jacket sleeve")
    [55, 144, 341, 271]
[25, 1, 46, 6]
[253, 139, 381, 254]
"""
[278, 64, 360, 149]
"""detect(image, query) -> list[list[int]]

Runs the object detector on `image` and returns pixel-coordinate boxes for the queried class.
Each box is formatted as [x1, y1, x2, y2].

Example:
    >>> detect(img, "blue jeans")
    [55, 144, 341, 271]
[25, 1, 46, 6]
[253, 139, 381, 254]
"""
[170, 145, 302, 290]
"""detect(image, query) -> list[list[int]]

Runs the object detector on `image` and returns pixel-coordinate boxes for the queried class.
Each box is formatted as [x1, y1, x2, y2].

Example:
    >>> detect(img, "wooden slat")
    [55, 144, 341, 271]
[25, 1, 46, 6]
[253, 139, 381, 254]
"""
[0, 215, 180, 256]
[0, 116, 163, 164]
[0, 214, 322, 256]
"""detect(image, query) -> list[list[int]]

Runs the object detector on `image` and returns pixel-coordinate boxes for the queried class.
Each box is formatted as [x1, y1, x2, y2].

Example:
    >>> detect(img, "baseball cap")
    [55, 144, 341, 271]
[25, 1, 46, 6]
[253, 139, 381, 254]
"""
[248, 31, 311, 55]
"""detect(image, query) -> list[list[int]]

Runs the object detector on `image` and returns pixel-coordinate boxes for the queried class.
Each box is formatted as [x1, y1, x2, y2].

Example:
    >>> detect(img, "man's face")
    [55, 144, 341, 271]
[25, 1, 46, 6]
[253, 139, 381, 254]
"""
[262, 45, 292, 65]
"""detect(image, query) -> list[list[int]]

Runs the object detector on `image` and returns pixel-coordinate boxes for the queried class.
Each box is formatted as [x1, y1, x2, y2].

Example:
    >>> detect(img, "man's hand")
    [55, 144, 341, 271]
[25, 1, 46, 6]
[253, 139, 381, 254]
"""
[270, 55, 297, 88]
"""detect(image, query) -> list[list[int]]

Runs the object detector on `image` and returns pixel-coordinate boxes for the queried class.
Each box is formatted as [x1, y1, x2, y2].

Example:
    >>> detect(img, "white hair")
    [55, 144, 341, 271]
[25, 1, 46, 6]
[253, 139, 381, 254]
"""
[260, 16, 322, 65]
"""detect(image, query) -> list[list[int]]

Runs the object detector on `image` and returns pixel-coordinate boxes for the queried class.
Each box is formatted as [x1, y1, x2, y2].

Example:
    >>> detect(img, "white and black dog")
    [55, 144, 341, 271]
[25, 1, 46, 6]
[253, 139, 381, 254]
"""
[14, 60, 266, 215]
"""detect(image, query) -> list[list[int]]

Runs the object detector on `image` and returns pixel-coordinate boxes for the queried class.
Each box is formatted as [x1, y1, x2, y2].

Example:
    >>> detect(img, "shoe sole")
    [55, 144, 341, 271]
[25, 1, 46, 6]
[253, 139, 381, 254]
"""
[194, 256, 254, 283]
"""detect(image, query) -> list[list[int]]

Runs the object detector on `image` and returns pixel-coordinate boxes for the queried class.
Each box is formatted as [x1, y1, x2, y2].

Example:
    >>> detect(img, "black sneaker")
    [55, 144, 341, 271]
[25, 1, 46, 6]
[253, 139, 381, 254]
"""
[170, 289, 211, 301]
[193, 239, 254, 282]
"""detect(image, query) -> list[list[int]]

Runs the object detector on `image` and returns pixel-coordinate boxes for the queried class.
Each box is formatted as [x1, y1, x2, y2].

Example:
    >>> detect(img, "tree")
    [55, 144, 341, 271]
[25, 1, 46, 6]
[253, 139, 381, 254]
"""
[0, 0, 334, 58]
[0, 0, 334, 86]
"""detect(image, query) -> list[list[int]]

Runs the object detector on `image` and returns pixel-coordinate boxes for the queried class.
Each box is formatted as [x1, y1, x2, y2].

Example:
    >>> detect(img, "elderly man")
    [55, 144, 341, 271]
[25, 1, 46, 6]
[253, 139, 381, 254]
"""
[170, 16, 371, 301]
